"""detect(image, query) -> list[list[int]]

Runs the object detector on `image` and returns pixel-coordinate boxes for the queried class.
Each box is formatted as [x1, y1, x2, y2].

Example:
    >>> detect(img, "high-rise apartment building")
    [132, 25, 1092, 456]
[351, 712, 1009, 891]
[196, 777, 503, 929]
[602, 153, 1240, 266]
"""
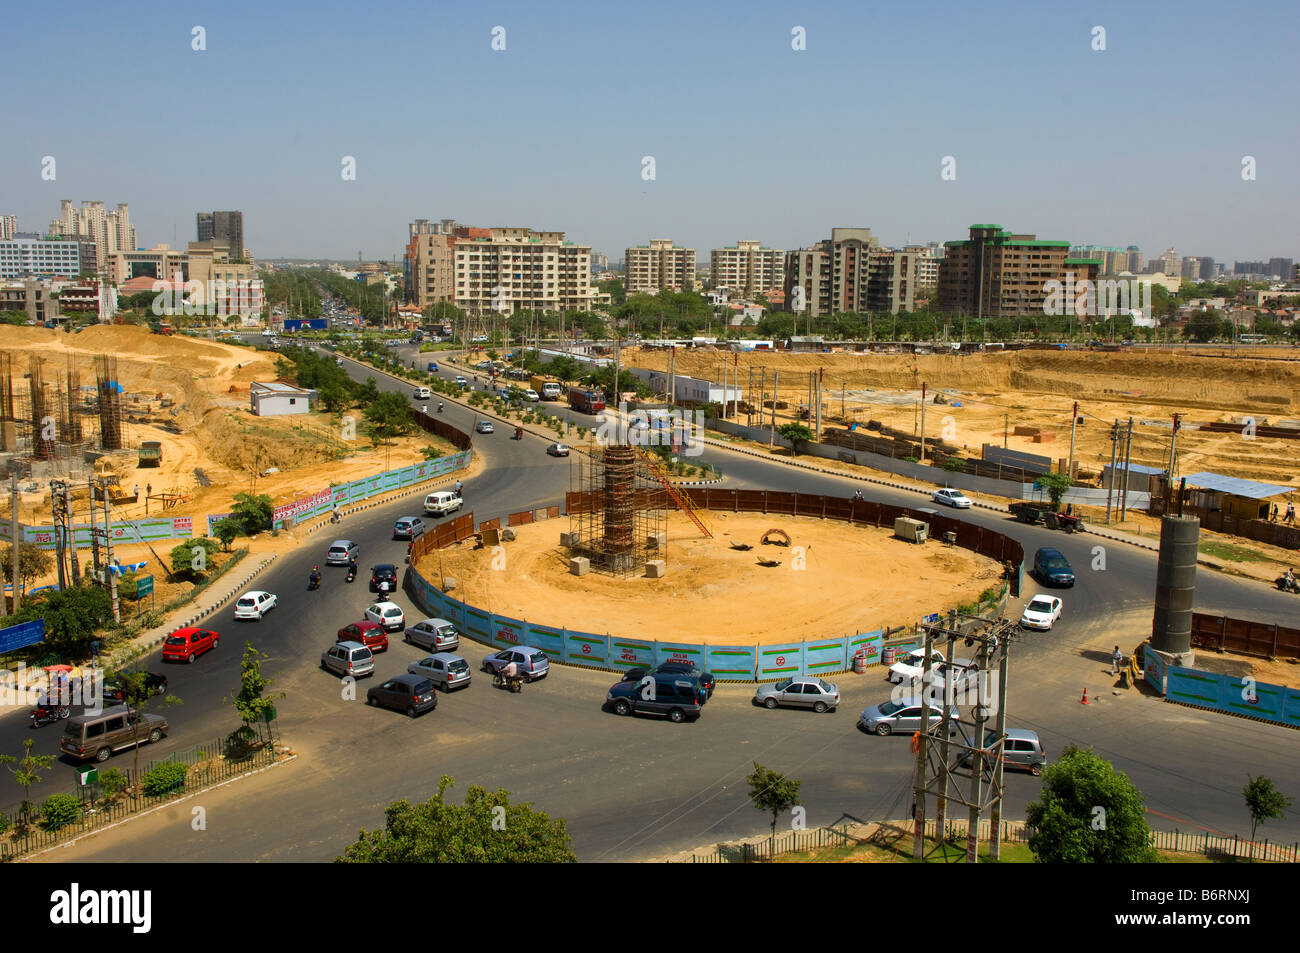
[45, 200, 137, 279]
[902, 246, 941, 288]
[1268, 258, 1294, 280]
[0, 215, 16, 240]
[1181, 257, 1202, 281]
[453, 226, 593, 314]
[709, 240, 784, 296]
[404, 219, 460, 309]
[197, 211, 245, 259]
[1126, 245, 1142, 273]
[625, 239, 695, 293]
[937, 225, 1073, 318]
[785, 227, 920, 316]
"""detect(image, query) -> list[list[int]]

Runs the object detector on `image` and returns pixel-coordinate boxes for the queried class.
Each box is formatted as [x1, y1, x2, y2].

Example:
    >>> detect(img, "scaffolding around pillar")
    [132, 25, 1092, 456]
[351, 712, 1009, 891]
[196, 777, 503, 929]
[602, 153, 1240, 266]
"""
[567, 442, 669, 577]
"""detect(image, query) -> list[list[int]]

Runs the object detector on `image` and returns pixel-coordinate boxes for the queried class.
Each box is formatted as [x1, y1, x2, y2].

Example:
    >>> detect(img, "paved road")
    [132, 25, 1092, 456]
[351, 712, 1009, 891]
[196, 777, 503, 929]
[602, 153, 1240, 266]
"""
[10, 346, 1300, 860]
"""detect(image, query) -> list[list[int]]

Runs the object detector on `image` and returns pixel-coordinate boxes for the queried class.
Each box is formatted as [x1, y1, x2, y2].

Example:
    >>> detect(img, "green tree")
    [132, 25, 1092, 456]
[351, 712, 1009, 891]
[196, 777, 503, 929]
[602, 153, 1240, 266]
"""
[777, 422, 815, 455]
[228, 642, 285, 743]
[0, 586, 112, 658]
[1026, 745, 1156, 863]
[0, 310, 30, 325]
[746, 762, 803, 855]
[1243, 775, 1292, 841]
[109, 669, 183, 787]
[1, 738, 56, 826]
[1184, 310, 1224, 342]
[363, 390, 415, 440]
[169, 536, 221, 579]
[0, 543, 54, 595]
[1037, 472, 1074, 512]
[231, 492, 274, 534]
[337, 775, 577, 863]
[354, 376, 380, 405]
[40, 792, 82, 831]
[212, 517, 241, 551]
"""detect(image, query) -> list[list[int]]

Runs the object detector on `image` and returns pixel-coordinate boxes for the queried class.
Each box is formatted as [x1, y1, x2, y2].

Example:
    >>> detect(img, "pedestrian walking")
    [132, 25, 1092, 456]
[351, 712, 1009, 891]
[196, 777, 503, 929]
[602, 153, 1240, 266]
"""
[453, 479, 462, 496]
[133, 484, 140, 500]
[1111, 645, 1123, 675]
[1271, 503, 1279, 522]
[422, 404, 427, 415]
[1286, 502, 1296, 524]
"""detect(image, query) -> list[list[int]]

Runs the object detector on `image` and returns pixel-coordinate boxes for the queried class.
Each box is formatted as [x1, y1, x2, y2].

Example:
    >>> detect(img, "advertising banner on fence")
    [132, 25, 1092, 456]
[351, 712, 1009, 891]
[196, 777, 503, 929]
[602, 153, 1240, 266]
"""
[654, 642, 706, 669]
[273, 488, 332, 526]
[492, 615, 527, 649]
[848, 630, 883, 666]
[804, 637, 848, 676]
[23, 517, 193, 549]
[524, 621, 564, 659]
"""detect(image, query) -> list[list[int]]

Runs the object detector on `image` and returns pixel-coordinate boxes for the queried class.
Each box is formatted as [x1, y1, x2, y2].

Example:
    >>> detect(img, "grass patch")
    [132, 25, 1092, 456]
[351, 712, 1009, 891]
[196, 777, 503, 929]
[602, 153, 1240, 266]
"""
[1198, 540, 1267, 563]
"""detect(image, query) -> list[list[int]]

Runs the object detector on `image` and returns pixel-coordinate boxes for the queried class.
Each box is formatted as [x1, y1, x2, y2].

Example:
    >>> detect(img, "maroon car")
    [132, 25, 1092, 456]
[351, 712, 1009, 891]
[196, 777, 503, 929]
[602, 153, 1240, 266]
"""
[337, 620, 389, 653]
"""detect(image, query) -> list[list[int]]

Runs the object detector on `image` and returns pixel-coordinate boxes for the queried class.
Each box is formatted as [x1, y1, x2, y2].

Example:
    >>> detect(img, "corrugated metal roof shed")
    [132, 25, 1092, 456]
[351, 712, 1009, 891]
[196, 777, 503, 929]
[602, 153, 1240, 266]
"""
[1180, 472, 1293, 499]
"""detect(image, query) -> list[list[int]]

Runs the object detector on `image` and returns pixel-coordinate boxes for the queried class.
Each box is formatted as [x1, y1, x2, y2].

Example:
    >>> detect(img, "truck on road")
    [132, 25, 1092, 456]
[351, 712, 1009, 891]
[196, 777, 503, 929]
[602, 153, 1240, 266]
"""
[531, 375, 563, 400]
[568, 386, 605, 414]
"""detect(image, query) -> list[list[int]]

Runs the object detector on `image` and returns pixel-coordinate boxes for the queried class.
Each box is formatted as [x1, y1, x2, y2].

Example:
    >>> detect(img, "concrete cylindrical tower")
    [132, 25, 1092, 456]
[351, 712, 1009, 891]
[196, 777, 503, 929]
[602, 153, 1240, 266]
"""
[1151, 515, 1199, 654]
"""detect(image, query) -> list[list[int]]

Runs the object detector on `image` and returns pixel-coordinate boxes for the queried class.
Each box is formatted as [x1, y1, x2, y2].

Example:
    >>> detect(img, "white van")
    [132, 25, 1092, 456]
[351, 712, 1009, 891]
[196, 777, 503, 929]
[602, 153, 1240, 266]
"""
[424, 490, 463, 516]
[541, 382, 562, 400]
[414, 386, 432, 400]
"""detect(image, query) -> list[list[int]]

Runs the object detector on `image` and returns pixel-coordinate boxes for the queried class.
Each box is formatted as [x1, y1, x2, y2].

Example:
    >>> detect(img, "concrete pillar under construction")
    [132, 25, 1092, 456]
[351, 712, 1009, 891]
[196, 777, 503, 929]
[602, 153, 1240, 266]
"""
[1151, 515, 1198, 663]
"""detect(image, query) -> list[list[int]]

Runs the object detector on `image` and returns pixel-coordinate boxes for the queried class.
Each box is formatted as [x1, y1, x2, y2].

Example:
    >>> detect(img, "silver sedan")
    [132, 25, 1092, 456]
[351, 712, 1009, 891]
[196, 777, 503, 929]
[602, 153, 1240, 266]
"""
[754, 676, 840, 713]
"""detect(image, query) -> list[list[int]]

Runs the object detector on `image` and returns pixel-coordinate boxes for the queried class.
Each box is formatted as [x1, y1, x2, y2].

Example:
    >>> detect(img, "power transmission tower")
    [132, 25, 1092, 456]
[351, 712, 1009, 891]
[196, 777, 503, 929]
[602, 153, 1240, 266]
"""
[910, 609, 1017, 862]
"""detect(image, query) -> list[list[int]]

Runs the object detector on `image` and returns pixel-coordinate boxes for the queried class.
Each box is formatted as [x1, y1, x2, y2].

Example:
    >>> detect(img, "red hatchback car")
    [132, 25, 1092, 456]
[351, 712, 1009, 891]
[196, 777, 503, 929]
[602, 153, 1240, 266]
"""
[162, 627, 219, 663]
[337, 620, 388, 653]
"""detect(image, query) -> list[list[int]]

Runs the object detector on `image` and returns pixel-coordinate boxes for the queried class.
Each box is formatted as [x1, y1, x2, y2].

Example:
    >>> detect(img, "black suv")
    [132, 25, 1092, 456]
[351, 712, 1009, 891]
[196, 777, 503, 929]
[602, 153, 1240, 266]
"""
[622, 662, 716, 700]
[370, 564, 399, 594]
[606, 673, 706, 723]
[1032, 547, 1075, 587]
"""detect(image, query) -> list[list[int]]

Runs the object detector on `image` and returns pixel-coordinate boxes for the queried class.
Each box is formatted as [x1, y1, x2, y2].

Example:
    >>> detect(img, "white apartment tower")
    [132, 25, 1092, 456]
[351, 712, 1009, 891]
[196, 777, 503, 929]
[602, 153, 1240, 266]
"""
[453, 226, 594, 315]
[709, 240, 784, 296]
[625, 239, 695, 293]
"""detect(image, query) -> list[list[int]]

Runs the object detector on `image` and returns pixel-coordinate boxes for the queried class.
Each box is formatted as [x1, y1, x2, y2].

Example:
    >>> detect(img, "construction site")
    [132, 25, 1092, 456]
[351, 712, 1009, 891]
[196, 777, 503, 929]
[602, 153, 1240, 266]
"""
[415, 441, 1003, 643]
[623, 345, 1300, 495]
[0, 325, 455, 599]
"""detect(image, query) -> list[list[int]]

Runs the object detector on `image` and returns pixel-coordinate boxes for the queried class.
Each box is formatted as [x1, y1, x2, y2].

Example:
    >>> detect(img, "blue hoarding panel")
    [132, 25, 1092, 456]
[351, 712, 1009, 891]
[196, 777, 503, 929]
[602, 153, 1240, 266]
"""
[523, 621, 564, 659]
[756, 642, 803, 680]
[609, 636, 654, 670]
[849, 630, 883, 667]
[564, 631, 609, 667]
[654, 642, 706, 668]
[706, 645, 755, 680]
[804, 637, 848, 675]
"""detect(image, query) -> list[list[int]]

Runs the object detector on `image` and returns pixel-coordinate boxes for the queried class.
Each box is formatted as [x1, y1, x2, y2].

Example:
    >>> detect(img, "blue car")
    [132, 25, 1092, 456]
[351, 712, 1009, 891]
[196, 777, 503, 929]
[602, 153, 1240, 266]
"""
[426, 361, 438, 372]
[1032, 547, 1075, 587]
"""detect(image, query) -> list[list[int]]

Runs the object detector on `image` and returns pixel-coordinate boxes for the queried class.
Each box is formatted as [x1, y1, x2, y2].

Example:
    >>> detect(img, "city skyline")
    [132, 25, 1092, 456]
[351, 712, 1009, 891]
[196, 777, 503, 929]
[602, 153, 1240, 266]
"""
[2, 1, 1297, 266]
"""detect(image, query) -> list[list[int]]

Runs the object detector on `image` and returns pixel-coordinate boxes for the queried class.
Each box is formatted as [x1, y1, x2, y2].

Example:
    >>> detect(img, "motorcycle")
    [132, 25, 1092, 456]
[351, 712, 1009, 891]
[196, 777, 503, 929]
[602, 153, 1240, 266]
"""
[514, 427, 524, 440]
[346, 565, 357, 583]
[30, 704, 70, 728]
[493, 671, 524, 693]
[308, 571, 321, 591]
[1276, 575, 1300, 594]
[437, 403, 444, 414]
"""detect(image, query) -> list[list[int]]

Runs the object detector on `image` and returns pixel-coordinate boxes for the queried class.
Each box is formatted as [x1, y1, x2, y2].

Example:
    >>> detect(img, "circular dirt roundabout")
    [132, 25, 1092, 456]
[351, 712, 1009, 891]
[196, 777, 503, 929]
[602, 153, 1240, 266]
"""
[413, 511, 1004, 645]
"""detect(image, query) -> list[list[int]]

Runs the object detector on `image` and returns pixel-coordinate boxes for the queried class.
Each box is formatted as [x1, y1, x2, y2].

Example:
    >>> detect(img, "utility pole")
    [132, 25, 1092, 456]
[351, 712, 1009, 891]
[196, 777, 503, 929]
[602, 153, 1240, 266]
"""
[815, 368, 822, 442]
[841, 380, 846, 422]
[747, 366, 754, 427]
[101, 479, 120, 623]
[920, 382, 927, 463]
[1168, 413, 1182, 482]
[87, 476, 100, 579]
[65, 480, 79, 586]
[1104, 420, 1119, 523]
[1067, 401, 1079, 479]
[9, 475, 20, 613]
[1003, 413, 1009, 449]
[1119, 417, 1134, 522]
[770, 370, 779, 448]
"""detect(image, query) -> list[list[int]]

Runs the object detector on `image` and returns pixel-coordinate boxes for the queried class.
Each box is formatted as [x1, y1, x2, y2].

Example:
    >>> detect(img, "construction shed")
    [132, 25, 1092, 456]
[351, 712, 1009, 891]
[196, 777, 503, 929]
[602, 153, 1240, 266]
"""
[1178, 471, 1294, 521]
[249, 381, 314, 417]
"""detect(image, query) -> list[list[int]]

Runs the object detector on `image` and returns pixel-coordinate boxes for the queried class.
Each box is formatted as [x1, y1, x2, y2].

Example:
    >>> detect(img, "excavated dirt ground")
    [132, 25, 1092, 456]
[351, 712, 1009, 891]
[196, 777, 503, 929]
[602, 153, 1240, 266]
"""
[414, 511, 1002, 644]
[1, 326, 454, 527]
[628, 346, 1300, 494]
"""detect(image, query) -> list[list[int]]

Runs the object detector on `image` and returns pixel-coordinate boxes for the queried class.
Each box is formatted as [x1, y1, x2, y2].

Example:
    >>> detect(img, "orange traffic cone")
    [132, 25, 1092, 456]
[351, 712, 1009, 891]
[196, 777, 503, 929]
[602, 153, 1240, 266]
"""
[1080, 687, 1090, 705]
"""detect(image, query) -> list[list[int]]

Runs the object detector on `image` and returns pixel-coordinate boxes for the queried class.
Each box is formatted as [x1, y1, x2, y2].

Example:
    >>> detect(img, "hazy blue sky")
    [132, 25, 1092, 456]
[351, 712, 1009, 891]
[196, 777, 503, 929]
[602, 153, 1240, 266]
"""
[4, 0, 1297, 265]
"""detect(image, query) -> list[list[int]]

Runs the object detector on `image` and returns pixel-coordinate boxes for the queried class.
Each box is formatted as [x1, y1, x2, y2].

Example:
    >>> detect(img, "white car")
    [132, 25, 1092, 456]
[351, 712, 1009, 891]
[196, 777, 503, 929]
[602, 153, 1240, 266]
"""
[523, 389, 540, 402]
[932, 488, 972, 508]
[234, 590, 277, 620]
[414, 386, 431, 399]
[888, 648, 945, 684]
[365, 601, 407, 632]
[1020, 595, 1063, 630]
[475, 420, 494, 434]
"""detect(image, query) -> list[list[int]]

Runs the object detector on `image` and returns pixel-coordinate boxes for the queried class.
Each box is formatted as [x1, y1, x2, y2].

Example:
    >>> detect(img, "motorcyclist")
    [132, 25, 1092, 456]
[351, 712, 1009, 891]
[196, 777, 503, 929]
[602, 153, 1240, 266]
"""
[1285, 568, 1298, 592]
[438, 401, 444, 413]
[309, 565, 321, 588]
[347, 557, 358, 579]
[500, 660, 520, 688]
[515, 426, 524, 439]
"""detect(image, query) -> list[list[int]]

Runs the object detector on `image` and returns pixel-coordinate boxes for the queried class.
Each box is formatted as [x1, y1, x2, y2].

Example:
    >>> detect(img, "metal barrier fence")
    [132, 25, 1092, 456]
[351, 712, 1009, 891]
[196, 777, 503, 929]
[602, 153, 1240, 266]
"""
[683, 820, 1299, 863]
[403, 493, 1023, 681]
[0, 736, 278, 860]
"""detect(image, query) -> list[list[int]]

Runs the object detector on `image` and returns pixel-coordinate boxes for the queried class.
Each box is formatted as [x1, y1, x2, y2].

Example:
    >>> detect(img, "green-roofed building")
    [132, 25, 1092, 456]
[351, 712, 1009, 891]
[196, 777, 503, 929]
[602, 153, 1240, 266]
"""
[938, 224, 1081, 318]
